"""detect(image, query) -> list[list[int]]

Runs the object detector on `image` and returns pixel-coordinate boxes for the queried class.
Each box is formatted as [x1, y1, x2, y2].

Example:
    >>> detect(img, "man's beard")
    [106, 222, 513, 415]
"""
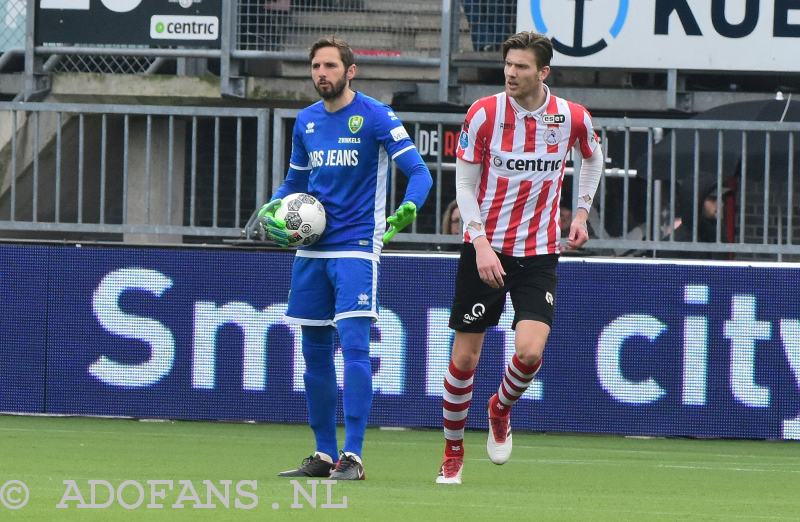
[315, 77, 348, 100]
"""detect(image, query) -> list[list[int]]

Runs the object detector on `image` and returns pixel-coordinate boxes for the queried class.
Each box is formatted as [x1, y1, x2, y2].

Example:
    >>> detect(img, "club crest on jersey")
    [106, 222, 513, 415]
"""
[348, 115, 364, 134]
[542, 114, 565, 125]
[544, 128, 561, 146]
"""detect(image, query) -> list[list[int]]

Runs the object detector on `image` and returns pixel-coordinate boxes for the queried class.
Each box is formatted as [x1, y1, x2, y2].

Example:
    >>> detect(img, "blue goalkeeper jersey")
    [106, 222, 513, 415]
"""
[273, 92, 431, 260]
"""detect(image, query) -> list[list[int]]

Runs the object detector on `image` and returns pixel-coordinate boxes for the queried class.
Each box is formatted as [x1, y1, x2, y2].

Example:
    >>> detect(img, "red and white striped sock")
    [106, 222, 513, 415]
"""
[442, 360, 474, 457]
[490, 354, 542, 417]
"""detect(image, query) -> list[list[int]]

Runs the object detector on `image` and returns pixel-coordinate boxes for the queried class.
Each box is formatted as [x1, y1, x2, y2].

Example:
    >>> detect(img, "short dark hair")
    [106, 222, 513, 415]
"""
[501, 31, 553, 69]
[309, 36, 355, 70]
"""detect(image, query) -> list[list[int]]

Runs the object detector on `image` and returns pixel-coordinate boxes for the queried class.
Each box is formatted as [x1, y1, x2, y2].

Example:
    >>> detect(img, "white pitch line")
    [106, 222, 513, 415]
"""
[511, 443, 800, 461]
[657, 464, 800, 473]
[356, 500, 792, 520]
[0, 426, 280, 441]
[463, 457, 800, 473]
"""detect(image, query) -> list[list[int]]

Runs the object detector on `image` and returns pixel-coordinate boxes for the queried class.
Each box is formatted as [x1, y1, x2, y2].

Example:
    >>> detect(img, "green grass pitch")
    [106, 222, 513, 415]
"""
[2, 415, 799, 521]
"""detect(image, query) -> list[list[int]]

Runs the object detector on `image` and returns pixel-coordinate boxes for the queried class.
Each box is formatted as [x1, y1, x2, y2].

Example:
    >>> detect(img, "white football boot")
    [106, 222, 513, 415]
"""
[487, 395, 512, 464]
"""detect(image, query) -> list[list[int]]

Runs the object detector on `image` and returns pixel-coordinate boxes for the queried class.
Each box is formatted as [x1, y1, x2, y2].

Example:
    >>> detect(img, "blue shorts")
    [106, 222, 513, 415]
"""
[285, 256, 379, 326]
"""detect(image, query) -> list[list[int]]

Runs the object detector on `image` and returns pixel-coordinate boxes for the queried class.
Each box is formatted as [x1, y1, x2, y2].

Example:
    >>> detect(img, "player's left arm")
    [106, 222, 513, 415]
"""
[567, 109, 603, 250]
[383, 147, 432, 243]
[378, 112, 433, 243]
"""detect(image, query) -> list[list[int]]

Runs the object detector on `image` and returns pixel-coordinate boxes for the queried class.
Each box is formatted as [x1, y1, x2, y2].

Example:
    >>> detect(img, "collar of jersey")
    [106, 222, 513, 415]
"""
[508, 84, 551, 120]
[320, 90, 360, 115]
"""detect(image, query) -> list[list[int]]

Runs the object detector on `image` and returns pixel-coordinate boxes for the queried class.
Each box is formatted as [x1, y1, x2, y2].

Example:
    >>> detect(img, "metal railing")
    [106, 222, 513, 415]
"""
[0, 101, 797, 259]
[0, 102, 268, 239]
[268, 110, 800, 260]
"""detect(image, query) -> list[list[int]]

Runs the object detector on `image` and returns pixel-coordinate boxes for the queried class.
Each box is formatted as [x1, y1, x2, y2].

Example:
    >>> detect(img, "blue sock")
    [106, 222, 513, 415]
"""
[301, 325, 338, 460]
[337, 318, 373, 458]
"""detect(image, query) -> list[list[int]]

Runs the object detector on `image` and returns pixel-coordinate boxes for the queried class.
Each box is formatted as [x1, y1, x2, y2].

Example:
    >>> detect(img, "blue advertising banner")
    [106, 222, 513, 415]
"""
[1, 243, 798, 440]
[0, 245, 49, 413]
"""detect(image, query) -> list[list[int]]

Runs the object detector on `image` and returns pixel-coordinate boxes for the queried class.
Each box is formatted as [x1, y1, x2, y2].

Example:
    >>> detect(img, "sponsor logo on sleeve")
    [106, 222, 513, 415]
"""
[390, 126, 410, 142]
[459, 130, 469, 149]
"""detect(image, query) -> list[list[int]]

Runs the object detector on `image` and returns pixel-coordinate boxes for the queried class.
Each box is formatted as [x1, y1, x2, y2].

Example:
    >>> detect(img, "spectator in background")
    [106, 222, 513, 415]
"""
[442, 200, 462, 235]
[462, 0, 517, 52]
[665, 184, 733, 260]
[697, 186, 732, 244]
[558, 205, 572, 237]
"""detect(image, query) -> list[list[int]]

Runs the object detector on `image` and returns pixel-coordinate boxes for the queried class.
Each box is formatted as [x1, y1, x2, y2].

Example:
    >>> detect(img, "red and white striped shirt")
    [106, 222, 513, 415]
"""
[456, 86, 598, 256]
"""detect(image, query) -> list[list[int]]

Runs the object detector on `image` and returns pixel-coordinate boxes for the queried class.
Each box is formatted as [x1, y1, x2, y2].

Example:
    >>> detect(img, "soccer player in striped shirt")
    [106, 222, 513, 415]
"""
[436, 31, 603, 484]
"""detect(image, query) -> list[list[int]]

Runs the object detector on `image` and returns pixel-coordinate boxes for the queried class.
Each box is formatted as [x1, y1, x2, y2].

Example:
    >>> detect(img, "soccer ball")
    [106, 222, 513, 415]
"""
[274, 193, 326, 247]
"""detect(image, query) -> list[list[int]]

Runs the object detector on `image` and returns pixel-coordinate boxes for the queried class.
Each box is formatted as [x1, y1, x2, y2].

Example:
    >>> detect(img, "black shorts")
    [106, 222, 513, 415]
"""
[448, 243, 558, 333]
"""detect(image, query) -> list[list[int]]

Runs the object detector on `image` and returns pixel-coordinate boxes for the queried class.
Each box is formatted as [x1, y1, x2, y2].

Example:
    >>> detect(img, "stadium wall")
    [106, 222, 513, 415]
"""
[1, 243, 799, 440]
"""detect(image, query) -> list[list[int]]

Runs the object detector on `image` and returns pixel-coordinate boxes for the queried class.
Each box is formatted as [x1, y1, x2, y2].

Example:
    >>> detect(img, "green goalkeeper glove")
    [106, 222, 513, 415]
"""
[383, 201, 417, 244]
[256, 199, 290, 248]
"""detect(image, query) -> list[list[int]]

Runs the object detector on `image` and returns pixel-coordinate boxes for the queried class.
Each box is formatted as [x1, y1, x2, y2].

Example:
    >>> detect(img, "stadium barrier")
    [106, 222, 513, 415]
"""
[0, 101, 797, 259]
[272, 109, 800, 259]
[1, 243, 798, 440]
[0, 102, 269, 240]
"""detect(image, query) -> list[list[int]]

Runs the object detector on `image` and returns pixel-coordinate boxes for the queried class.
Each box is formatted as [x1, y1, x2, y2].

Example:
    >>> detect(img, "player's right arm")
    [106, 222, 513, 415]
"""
[456, 159, 505, 288]
[258, 117, 312, 246]
[455, 100, 505, 288]
[272, 117, 312, 201]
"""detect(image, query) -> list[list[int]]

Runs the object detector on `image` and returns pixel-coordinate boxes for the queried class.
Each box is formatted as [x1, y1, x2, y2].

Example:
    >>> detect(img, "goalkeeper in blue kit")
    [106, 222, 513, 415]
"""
[258, 36, 432, 480]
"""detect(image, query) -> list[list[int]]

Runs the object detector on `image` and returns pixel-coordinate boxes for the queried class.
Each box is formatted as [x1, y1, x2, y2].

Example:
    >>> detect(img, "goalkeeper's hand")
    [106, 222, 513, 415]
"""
[383, 201, 417, 244]
[256, 199, 289, 248]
